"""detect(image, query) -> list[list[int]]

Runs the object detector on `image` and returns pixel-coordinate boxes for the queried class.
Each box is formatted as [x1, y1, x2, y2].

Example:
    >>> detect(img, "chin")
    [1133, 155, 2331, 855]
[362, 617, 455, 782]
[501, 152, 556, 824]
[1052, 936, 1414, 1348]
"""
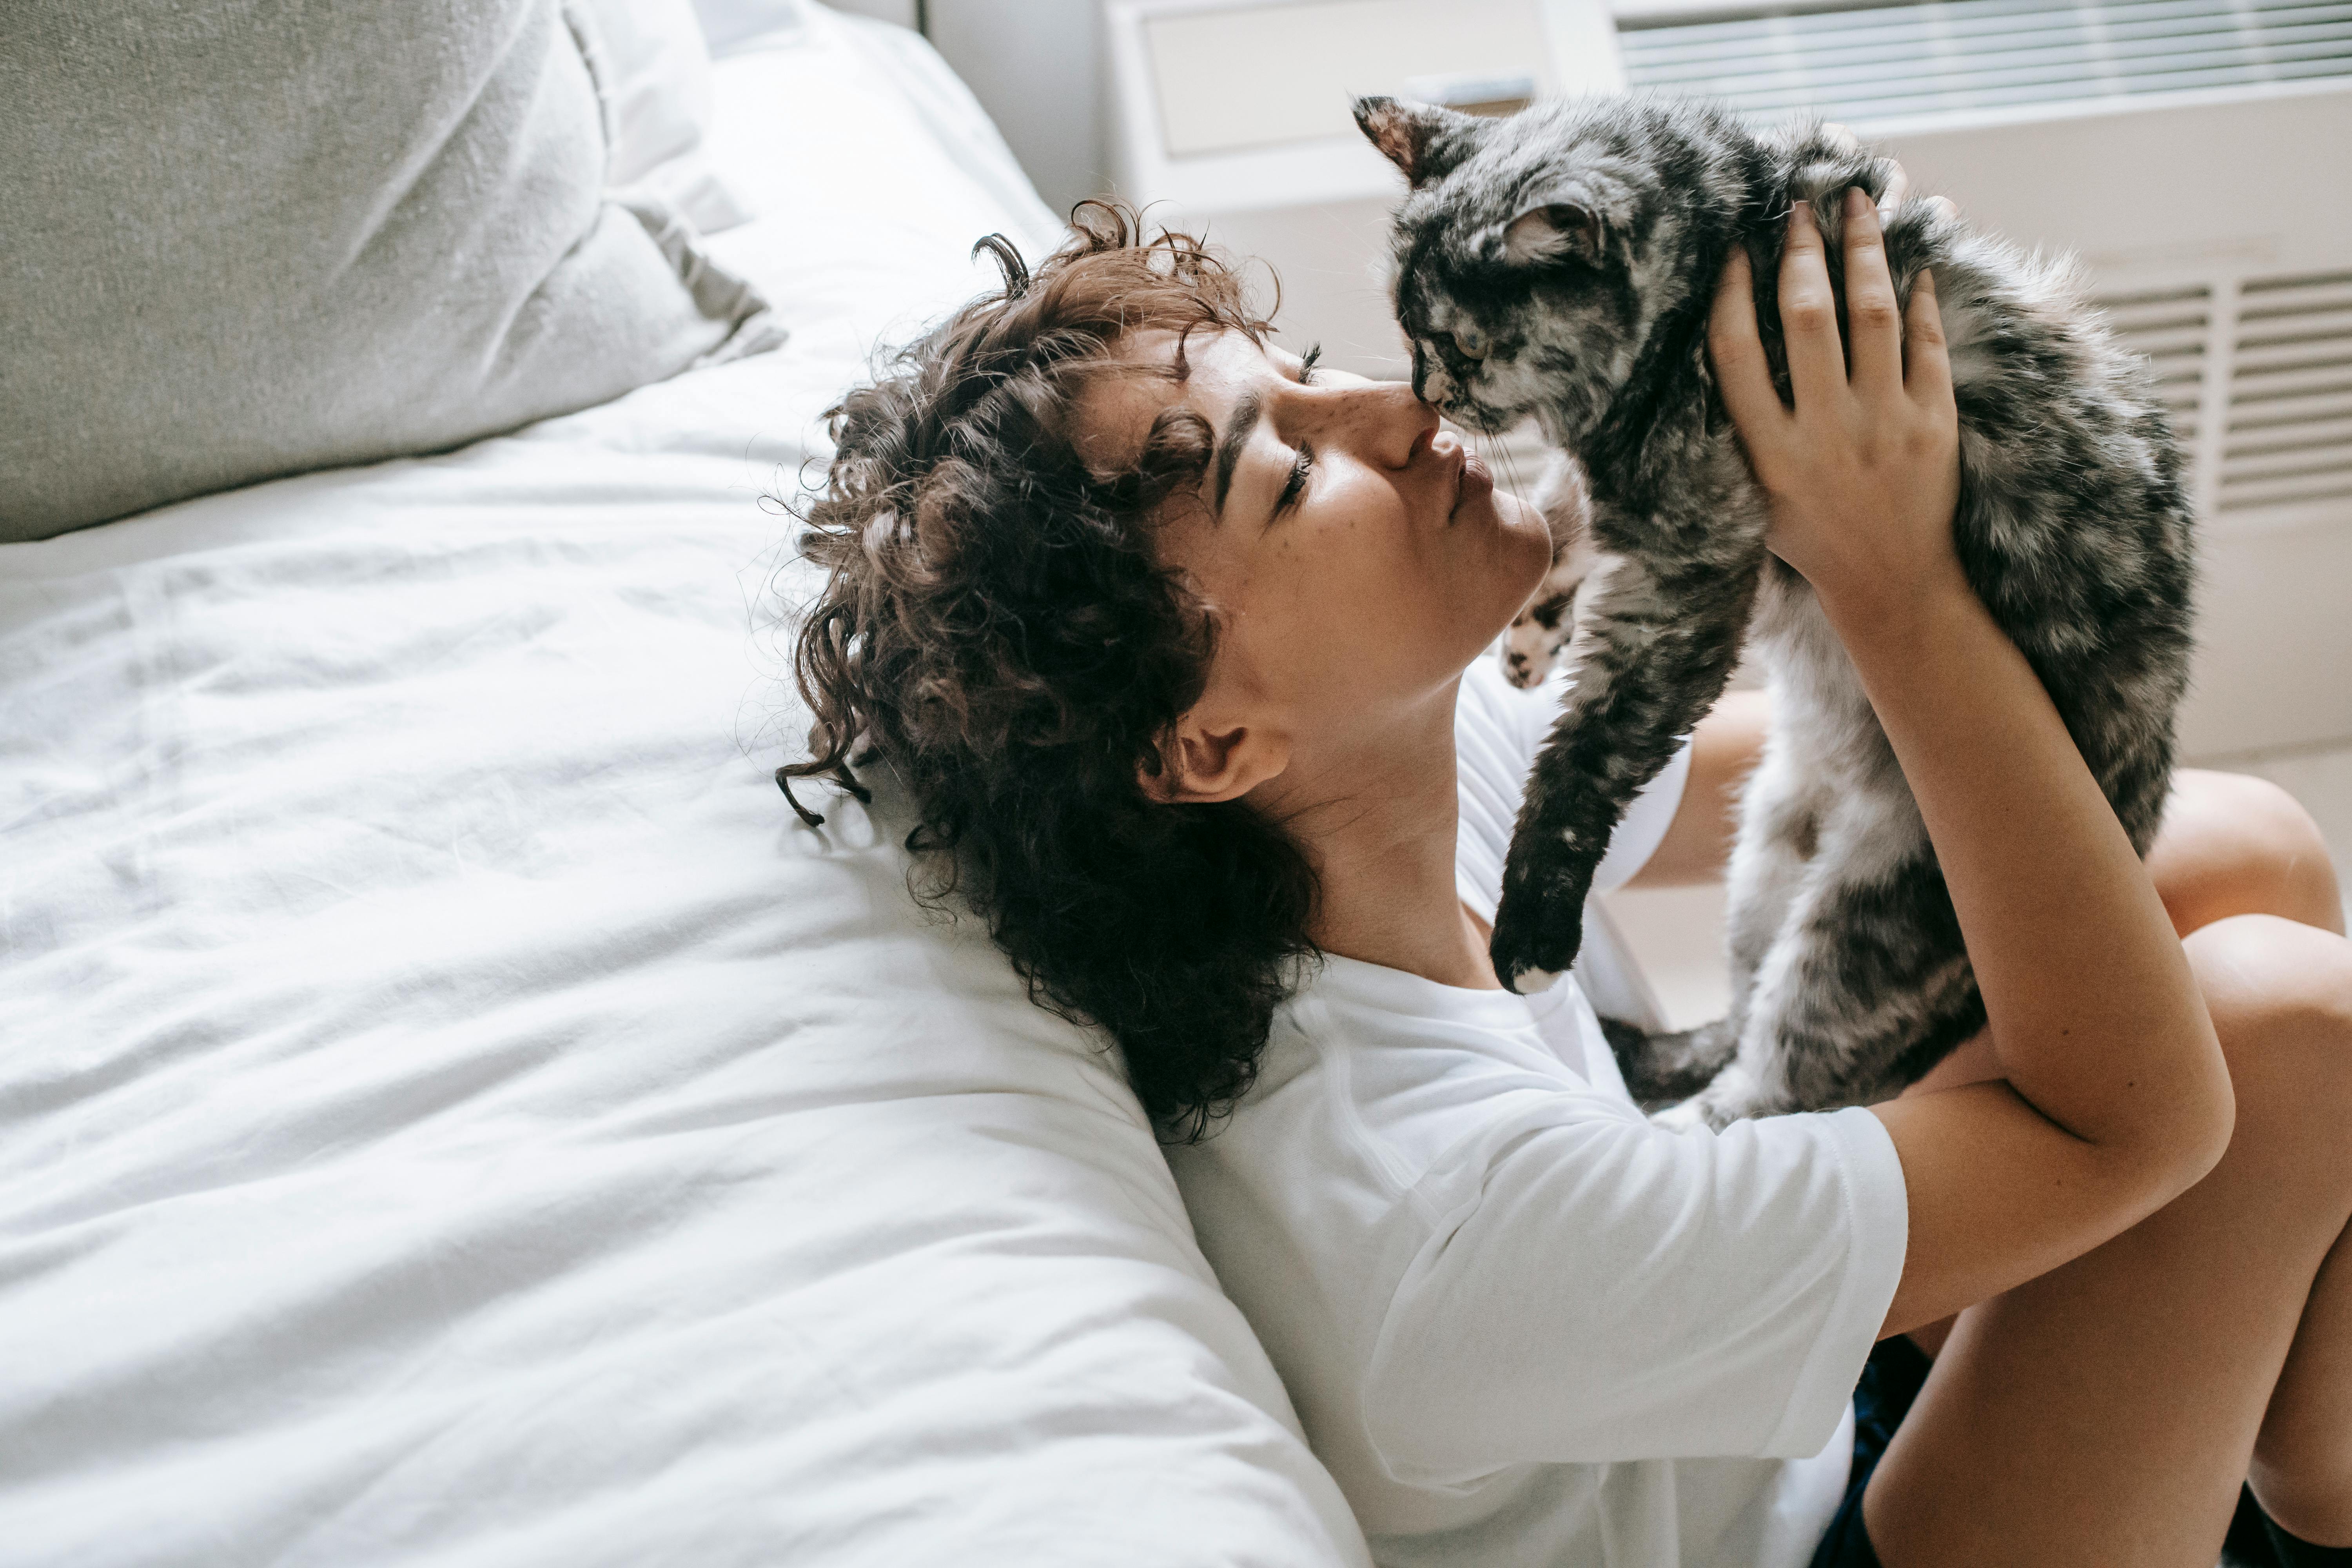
[1488, 490, 1555, 601]
[1492, 486, 1550, 550]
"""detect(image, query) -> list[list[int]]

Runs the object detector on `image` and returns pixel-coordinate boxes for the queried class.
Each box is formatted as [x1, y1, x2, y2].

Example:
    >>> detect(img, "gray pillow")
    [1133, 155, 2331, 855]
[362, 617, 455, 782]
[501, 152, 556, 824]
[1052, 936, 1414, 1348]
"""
[0, 0, 777, 541]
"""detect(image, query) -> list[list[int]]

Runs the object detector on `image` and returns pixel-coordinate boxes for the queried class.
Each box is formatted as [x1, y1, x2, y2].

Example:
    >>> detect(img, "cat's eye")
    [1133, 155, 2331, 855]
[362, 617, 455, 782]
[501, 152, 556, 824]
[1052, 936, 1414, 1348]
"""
[1452, 325, 1490, 360]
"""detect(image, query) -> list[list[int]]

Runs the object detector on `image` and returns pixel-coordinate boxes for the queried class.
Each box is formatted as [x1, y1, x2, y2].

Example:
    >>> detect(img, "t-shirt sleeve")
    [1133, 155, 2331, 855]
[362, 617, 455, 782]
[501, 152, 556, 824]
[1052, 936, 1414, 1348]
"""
[1360, 1098, 1907, 1482]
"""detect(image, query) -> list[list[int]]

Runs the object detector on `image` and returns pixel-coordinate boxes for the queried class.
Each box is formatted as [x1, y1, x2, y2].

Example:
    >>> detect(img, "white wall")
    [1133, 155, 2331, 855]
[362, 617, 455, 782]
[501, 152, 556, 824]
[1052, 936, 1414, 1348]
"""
[826, 0, 1107, 218]
[874, 2, 2352, 761]
[925, 0, 1106, 218]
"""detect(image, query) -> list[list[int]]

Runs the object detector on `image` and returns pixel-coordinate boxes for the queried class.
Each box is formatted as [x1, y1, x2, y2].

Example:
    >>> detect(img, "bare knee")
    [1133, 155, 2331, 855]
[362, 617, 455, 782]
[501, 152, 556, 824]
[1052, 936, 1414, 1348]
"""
[2153, 771, 2344, 937]
[2186, 916, 2352, 1167]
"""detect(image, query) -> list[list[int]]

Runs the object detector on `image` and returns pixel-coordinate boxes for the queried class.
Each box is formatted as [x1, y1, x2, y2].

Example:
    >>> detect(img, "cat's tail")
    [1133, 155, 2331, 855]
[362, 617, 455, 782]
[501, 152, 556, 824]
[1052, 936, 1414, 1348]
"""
[1599, 1014, 1740, 1113]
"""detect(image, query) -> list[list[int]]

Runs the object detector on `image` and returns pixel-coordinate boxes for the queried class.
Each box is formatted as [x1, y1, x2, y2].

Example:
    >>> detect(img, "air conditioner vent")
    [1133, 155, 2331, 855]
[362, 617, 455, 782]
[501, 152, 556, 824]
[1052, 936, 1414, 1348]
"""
[2219, 269, 2352, 513]
[1618, 0, 2352, 127]
[2096, 284, 2211, 445]
[1490, 272, 2352, 529]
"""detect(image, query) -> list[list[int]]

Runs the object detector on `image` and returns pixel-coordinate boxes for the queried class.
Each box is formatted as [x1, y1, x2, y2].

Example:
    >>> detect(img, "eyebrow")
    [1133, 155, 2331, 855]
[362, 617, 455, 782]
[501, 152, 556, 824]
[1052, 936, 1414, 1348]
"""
[1211, 388, 1264, 519]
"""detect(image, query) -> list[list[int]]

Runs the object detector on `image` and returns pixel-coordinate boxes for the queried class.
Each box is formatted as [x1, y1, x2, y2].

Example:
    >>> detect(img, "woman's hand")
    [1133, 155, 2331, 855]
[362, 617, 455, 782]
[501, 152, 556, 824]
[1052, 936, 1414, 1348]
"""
[1704, 166, 2234, 1339]
[1707, 183, 1964, 633]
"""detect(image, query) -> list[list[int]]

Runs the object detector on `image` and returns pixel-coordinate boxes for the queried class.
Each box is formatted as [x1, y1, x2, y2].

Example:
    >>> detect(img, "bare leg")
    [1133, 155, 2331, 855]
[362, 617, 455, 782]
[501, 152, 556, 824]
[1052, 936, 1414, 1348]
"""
[1892, 764, 2343, 1360]
[2222, 769, 2352, 1547]
[2150, 769, 2345, 939]
[2256, 1214, 2352, 1546]
[1863, 915, 2352, 1566]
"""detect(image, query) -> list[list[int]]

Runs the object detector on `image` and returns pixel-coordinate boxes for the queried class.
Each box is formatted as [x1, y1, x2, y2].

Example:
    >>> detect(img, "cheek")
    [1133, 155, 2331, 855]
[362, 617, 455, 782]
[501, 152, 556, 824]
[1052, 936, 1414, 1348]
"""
[1343, 520, 1503, 689]
[1499, 492, 1557, 605]
[1242, 508, 1434, 695]
[1418, 489, 1556, 679]
[1230, 476, 1546, 712]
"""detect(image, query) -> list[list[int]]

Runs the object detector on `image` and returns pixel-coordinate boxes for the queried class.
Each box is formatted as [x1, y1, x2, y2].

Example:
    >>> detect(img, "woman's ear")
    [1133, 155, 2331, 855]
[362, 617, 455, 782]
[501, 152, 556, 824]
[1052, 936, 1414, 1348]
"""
[1138, 717, 1290, 804]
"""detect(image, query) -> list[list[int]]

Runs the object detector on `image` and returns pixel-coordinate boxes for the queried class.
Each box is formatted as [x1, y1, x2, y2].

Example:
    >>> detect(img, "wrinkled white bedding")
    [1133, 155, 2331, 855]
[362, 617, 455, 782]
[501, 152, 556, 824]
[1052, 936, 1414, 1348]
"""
[0, 10, 1368, 1565]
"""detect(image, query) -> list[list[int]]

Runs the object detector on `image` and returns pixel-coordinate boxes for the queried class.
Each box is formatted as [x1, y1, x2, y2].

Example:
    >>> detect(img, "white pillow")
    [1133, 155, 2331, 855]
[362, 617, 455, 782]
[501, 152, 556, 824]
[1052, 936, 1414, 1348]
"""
[0, 0, 775, 542]
[692, 0, 821, 54]
[573, 0, 750, 234]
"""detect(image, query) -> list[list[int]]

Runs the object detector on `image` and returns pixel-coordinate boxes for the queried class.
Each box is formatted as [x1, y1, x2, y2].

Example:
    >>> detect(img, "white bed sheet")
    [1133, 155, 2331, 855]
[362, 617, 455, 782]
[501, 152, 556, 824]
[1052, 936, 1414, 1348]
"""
[0, 9, 1368, 1564]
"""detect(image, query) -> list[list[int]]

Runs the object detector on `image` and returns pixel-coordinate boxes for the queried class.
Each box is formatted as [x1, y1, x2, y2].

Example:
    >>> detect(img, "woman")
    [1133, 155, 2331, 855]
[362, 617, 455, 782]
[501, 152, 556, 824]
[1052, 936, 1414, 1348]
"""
[781, 198, 2352, 1566]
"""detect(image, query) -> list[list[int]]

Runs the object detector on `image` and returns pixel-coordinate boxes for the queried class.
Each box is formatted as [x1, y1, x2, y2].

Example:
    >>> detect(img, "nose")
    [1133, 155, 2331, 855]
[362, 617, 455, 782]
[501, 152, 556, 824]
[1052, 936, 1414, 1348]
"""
[1301, 374, 1438, 473]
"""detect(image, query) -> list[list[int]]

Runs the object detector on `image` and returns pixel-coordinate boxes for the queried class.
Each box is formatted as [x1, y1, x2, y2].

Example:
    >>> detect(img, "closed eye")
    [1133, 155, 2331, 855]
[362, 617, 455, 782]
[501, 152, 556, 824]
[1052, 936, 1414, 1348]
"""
[1270, 343, 1322, 521]
[1274, 442, 1312, 519]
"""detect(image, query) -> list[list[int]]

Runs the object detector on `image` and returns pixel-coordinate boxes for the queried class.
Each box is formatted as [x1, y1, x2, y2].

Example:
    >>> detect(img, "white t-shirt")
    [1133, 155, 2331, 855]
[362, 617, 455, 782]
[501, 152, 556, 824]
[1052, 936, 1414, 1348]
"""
[1167, 660, 1909, 1568]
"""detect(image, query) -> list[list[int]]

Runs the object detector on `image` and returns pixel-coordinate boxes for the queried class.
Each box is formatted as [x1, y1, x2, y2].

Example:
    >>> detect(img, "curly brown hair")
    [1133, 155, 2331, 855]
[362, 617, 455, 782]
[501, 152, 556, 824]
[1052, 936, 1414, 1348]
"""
[778, 203, 1319, 1143]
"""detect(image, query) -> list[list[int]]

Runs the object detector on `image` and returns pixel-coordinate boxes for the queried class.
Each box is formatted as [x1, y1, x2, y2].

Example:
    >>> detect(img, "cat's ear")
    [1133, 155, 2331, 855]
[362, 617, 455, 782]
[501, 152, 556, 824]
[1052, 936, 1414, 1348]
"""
[1353, 96, 1479, 187]
[1504, 201, 1605, 267]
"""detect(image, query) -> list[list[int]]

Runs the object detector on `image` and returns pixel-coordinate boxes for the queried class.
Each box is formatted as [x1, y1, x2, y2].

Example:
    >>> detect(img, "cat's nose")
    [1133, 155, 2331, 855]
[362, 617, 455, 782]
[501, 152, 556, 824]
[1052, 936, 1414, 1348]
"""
[1408, 345, 1459, 409]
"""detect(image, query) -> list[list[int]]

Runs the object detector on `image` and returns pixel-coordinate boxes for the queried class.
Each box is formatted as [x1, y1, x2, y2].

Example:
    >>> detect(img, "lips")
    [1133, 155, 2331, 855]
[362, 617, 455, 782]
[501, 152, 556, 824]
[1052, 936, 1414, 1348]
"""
[1446, 445, 1494, 526]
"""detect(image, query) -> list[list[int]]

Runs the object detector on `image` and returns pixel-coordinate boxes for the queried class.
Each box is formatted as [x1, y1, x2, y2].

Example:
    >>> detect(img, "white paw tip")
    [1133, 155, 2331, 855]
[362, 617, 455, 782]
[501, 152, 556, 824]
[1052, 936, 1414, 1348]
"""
[1511, 966, 1563, 995]
[1652, 1100, 1707, 1133]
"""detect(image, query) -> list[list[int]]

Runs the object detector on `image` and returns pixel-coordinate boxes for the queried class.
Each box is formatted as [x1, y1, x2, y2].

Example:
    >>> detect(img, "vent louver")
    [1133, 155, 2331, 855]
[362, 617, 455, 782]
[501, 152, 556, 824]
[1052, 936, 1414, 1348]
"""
[2220, 269, 2352, 514]
[1617, 0, 2352, 127]
[2096, 285, 2212, 448]
[1483, 274, 2352, 531]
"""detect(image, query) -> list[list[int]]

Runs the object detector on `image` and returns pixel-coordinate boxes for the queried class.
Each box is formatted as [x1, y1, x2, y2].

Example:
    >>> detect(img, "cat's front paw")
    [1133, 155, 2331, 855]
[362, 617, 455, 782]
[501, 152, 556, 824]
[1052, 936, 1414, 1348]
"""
[1502, 614, 1558, 688]
[1654, 1090, 1752, 1134]
[1650, 1098, 1709, 1134]
[1684, 1063, 1789, 1130]
[1488, 862, 1593, 994]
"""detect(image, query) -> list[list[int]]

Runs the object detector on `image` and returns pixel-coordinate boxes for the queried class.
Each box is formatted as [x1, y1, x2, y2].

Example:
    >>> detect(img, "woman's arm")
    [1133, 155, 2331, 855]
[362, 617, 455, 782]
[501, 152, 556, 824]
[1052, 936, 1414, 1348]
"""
[1708, 191, 2234, 1339]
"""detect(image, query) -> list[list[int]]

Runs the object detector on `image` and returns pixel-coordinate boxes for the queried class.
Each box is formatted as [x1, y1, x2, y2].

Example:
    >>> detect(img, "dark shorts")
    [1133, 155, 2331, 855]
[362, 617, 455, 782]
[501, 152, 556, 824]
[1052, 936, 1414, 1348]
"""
[1807, 1334, 1935, 1568]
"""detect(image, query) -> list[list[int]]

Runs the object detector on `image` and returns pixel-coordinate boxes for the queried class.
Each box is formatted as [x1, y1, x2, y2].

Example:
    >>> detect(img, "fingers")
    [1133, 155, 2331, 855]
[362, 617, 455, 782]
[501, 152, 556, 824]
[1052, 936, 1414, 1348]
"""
[1779, 201, 1848, 412]
[1842, 187, 1905, 397]
[1707, 247, 1787, 437]
[1878, 160, 1909, 220]
[1904, 267, 1955, 409]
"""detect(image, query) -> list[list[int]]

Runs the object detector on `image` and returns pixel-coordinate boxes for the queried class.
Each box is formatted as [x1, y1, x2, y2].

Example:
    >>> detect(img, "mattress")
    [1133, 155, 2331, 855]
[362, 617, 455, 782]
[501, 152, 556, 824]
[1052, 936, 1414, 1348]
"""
[0, 9, 1369, 1564]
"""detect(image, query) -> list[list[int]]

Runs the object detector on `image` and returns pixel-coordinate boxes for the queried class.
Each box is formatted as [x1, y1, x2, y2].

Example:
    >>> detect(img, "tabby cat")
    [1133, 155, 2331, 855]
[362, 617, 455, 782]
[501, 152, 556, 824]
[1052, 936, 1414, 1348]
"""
[1356, 95, 2196, 1127]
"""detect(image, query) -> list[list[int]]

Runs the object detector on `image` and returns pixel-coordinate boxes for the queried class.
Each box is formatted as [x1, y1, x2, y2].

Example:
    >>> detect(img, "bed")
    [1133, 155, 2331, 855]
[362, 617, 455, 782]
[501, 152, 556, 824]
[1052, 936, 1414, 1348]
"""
[0, 7, 1371, 1562]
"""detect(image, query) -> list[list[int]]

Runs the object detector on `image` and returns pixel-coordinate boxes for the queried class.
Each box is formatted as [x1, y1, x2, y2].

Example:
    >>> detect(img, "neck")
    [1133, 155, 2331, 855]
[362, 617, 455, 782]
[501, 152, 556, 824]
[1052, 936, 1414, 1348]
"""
[1266, 679, 1500, 991]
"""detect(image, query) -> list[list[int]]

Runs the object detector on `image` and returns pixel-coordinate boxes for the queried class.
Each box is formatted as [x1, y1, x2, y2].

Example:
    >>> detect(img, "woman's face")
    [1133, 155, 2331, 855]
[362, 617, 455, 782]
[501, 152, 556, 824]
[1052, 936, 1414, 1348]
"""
[1077, 328, 1552, 800]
